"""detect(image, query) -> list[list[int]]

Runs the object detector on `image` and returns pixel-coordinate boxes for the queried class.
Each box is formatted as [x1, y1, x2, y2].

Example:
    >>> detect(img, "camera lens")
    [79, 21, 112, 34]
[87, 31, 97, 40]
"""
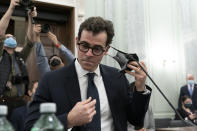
[20, 0, 33, 8]
[41, 24, 50, 33]
[50, 58, 61, 67]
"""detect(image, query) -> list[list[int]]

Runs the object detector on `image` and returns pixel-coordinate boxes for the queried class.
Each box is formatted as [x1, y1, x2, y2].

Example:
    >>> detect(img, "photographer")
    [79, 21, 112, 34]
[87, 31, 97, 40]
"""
[175, 95, 197, 124]
[28, 8, 75, 77]
[47, 31, 75, 65]
[0, 0, 34, 119]
[48, 54, 65, 70]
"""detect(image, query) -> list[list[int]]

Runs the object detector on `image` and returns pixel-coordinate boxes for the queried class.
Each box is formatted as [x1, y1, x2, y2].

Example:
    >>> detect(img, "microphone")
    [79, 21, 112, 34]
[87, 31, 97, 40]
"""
[108, 46, 196, 127]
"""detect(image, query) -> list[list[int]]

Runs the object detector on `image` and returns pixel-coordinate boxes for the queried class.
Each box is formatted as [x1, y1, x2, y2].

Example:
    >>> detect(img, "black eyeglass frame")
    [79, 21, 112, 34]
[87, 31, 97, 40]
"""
[77, 41, 106, 56]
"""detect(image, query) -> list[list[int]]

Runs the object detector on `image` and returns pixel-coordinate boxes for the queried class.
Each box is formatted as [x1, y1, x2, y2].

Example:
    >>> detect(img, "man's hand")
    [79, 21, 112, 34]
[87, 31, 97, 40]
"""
[10, 0, 20, 9]
[6, 81, 13, 89]
[28, 7, 37, 18]
[48, 32, 59, 46]
[67, 97, 96, 128]
[188, 113, 197, 120]
[136, 128, 146, 131]
[126, 61, 147, 91]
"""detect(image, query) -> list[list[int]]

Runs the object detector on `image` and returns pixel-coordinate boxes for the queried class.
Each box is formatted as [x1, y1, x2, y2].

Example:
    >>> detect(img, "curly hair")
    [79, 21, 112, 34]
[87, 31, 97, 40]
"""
[78, 17, 114, 46]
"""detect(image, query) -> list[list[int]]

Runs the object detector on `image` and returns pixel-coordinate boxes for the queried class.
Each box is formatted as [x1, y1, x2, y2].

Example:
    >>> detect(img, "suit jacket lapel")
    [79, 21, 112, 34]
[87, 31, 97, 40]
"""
[64, 61, 82, 108]
[192, 84, 197, 98]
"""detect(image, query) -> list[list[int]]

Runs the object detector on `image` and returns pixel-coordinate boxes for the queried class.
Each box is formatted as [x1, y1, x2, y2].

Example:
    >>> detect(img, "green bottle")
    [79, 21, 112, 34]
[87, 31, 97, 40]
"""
[0, 105, 15, 131]
[31, 103, 64, 131]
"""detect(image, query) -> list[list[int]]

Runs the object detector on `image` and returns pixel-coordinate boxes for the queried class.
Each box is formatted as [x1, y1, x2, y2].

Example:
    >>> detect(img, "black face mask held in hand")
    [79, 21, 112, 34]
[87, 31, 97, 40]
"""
[108, 46, 139, 73]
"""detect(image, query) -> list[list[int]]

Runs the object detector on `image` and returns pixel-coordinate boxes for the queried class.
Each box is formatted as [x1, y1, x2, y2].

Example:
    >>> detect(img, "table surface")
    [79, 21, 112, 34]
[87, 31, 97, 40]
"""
[156, 126, 197, 131]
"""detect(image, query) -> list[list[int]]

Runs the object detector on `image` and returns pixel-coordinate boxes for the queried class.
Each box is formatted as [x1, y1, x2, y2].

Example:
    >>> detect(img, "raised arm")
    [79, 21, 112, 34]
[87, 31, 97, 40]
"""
[34, 42, 51, 77]
[47, 32, 75, 64]
[0, 0, 19, 37]
[20, 7, 37, 61]
[0, 0, 19, 56]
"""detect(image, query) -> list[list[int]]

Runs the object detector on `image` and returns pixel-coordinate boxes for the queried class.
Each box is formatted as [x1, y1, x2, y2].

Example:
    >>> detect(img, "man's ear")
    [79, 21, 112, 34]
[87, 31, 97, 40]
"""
[104, 46, 110, 55]
[76, 37, 79, 46]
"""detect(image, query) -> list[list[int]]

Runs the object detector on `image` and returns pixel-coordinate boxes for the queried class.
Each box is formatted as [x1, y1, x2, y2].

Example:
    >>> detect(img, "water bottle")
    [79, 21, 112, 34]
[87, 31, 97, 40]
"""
[0, 105, 15, 131]
[31, 103, 64, 131]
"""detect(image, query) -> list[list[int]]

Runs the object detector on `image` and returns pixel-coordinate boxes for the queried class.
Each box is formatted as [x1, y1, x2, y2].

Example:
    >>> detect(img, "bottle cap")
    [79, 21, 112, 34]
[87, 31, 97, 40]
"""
[40, 103, 56, 113]
[0, 105, 8, 115]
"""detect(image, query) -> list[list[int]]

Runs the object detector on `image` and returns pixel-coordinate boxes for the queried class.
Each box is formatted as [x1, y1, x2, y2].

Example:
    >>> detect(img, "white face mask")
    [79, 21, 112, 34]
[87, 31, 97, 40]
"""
[187, 80, 194, 85]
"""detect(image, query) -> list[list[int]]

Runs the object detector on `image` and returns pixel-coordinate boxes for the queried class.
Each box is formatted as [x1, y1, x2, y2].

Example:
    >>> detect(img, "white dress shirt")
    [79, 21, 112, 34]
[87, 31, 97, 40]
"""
[75, 60, 114, 131]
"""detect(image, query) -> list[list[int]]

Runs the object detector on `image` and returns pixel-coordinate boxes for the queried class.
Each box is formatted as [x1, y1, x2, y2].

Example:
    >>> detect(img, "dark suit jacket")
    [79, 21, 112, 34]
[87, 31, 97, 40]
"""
[10, 105, 27, 131]
[24, 61, 151, 131]
[178, 84, 197, 110]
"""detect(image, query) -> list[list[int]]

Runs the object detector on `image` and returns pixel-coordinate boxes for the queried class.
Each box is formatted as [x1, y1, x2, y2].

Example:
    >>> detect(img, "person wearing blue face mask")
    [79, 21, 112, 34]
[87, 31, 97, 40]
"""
[0, 0, 34, 120]
[178, 74, 197, 110]
[175, 95, 197, 124]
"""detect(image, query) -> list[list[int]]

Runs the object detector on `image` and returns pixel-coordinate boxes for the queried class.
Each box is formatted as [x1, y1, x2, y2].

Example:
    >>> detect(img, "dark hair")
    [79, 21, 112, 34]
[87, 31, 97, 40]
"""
[181, 95, 191, 103]
[78, 17, 114, 46]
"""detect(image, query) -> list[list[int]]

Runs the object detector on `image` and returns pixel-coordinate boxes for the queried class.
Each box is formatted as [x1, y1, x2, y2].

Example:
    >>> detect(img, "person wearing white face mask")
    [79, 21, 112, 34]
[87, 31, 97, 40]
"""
[178, 74, 197, 110]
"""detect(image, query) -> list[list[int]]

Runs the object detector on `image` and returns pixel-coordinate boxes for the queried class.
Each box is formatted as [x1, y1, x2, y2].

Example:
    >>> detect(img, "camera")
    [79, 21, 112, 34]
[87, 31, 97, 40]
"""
[20, 0, 34, 9]
[41, 24, 51, 33]
[11, 74, 23, 84]
[50, 58, 61, 67]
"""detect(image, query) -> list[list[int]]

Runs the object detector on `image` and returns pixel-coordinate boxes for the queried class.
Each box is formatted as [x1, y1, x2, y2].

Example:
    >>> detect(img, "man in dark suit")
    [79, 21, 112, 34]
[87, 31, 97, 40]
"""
[25, 17, 151, 131]
[178, 74, 197, 110]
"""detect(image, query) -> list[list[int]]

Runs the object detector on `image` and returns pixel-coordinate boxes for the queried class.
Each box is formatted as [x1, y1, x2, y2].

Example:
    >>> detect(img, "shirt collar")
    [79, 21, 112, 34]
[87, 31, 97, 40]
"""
[75, 59, 101, 78]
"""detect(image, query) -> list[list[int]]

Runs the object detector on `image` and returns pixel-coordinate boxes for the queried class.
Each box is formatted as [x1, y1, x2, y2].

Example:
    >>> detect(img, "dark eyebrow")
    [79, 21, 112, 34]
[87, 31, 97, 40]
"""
[79, 41, 105, 48]
[79, 41, 89, 44]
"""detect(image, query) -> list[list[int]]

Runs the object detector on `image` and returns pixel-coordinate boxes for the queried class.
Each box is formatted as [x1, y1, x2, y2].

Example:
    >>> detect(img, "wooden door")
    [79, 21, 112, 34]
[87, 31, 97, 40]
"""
[0, 0, 75, 84]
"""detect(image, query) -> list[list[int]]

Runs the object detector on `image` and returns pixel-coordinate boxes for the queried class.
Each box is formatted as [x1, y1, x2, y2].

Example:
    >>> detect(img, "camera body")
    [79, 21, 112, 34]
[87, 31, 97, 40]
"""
[41, 24, 50, 33]
[11, 74, 29, 85]
[20, 0, 34, 10]
[50, 58, 61, 67]
[11, 74, 24, 84]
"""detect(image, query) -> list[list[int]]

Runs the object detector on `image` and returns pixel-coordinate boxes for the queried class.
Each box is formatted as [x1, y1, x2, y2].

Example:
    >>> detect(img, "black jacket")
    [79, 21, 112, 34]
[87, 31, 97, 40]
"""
[0, 50, 29, 96]
[25, 61, 151, 131]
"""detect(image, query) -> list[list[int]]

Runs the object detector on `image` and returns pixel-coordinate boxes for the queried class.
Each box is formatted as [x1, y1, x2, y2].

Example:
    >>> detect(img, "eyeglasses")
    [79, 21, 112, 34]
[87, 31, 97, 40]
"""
[77, 41, 106, 56]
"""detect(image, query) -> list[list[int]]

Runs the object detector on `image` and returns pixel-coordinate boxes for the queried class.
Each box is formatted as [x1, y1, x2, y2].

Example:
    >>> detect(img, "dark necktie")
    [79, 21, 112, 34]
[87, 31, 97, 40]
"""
[86, 73, 101, 131]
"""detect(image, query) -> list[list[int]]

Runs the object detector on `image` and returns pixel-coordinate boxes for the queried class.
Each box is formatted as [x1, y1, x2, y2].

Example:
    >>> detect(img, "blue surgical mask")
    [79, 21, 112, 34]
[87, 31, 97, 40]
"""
[4, 37, 17, 48]
[187, 80, 194, 85]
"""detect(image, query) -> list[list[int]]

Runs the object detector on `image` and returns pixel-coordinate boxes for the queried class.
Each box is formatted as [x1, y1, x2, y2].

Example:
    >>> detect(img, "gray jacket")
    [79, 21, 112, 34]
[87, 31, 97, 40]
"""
[34, 43, 75, 77]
